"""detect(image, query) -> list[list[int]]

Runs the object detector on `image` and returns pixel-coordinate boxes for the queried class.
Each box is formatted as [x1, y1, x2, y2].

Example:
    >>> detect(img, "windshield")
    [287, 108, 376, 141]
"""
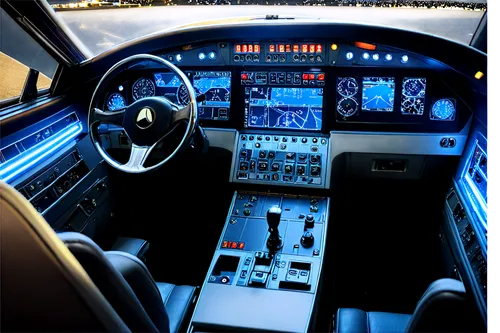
[47, 0, 486, 58]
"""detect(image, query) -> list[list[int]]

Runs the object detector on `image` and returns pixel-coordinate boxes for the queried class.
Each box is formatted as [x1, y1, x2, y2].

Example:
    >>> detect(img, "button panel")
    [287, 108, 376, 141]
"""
[241, 71, 325, 87]
[232, 133, 329, 188]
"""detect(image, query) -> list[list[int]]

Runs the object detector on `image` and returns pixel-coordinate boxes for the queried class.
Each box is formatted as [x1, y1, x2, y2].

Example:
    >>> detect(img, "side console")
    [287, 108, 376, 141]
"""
[230, 133, 330, 189]
[189, 191, 330, 333]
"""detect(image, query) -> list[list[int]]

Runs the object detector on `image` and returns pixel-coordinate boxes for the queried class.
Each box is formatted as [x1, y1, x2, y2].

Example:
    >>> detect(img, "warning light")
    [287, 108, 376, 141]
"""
[302, 73, 308, 80]
[475, 71, 484, 80]
[242, 45, 248, 53]
[235, 44, 241, 53]
[231, 242, 237, 249]
[238, 242, 245, 249]
[254, 44, 260, 53]
[317, 73, 325, 81]
[248, 44, 253, 53]
[222, 241, 228, 248]
[302, 44, 308, 53]
[316, 44, 323, 53]
[241, 73, 248, 80]
[309, 44, 315, 53]
[286, 44, 291, 53]
[308, 73, 315, 80]
[293, 44, 299, 53]
[330, 43, 338, 51]
[269, 45, 276, 53]
[279, 44, 285, 53]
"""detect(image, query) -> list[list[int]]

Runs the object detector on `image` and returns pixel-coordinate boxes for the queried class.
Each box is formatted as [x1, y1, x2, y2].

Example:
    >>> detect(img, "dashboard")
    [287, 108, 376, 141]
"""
[98, 40, 471, 135]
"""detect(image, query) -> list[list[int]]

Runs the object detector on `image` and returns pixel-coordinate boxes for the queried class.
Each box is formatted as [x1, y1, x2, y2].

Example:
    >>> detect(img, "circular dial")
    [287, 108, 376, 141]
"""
[177, 83, 201, 106]
[401, 97, 425, 115]
[431, 99, 456, 120]
[337, 97, 359, 117]
[402, 78, 426, 97]
[106, 93, 126, 111]
[337, 78, 359, 97]
[132, 78, 155, 100]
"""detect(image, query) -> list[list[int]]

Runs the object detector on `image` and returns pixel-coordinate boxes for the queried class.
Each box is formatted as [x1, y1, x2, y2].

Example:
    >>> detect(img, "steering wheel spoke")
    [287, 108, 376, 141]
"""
[171, 103, 193, 124]
[123, 144, 153, 171]
[93, 107, 126, 126]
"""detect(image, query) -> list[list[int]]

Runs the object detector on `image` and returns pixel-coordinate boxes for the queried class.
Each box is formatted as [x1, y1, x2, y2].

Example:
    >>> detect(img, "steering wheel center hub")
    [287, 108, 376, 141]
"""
[136, 107, 156, 129]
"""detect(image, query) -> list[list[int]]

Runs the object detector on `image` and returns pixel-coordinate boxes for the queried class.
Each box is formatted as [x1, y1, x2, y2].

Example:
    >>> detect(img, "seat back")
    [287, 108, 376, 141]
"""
[0, 181, 129, 332]
[406, 278, 468, 333]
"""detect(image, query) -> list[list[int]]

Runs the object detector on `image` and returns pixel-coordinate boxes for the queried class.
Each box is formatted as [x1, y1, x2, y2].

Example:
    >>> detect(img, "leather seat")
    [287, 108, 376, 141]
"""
[0, 181, 195, 332]
[335, 279, 468, 333]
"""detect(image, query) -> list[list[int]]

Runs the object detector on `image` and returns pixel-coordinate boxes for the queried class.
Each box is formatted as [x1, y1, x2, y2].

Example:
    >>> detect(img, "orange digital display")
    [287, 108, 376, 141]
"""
[293, 44, 299, 53]
[286, 44, 291, 52]
[235, 44, 241, 53]
[316, 44, 323, 53]
[254, 44, 260, 53]
[309, 44, 315, 53]
[302, 44, 308, 53]
[279, 44, 285, 53]
[242, 45, 248, 53]
[269, 45, 276, 53]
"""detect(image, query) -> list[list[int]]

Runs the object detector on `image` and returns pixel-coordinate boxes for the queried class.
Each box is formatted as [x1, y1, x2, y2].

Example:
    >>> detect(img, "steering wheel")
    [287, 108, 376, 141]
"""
[88, 54, 198, 173]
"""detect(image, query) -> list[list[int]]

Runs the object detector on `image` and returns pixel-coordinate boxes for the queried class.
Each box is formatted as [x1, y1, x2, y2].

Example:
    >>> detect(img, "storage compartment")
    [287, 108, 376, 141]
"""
[346, 153, 425, 179]
[209, 255, 240, 285]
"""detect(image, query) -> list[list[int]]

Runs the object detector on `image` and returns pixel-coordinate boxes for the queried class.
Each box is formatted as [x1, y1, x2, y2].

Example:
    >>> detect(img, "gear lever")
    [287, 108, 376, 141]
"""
[266, 206, 283, 251]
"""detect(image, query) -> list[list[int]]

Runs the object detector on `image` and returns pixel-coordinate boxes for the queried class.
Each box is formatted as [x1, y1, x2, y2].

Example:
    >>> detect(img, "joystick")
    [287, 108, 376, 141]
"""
[266, 206, 283, 251]
[301, 231, 314, 248]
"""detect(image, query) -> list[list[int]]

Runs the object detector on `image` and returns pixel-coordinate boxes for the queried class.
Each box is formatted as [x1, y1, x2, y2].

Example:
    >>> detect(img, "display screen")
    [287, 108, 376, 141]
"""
[153, 71, 231, 121]
[401, 77, 426, 115]
[244, 87, 323, 130]
[362, 77, 395, 112]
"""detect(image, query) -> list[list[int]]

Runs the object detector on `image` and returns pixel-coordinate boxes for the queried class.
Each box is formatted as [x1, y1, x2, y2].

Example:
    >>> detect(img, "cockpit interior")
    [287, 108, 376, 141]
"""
[0, 1, 488, 332]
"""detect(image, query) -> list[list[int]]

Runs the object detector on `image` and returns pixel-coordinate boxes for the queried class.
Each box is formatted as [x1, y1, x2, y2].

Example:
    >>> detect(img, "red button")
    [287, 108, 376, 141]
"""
[222, 241, 228, 248]
[302, 73, 308, 80]
[308, 74, 315, 80]
[241, 73, 248, 80]
[231, 242, 237, 249]
[317, 74, 325, 81]
[238, 242, 245, 250]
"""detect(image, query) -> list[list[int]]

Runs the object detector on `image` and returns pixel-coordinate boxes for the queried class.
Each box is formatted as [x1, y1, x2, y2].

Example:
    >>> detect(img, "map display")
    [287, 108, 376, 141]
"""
[362, 77, 395, 112]
[244, 87, 323, 130]
[193, 71, 231, 120]
[401, 77, 426, 115]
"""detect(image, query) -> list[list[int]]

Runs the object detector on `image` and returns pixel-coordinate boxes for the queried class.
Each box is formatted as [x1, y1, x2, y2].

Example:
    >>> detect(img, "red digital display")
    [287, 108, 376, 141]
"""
[278, 44, 285, 53]
[248, 44, 253, 53]
[286, 44, 291, 52]
[316, 44, 323, 53]
[235, 44, 241, 53]
[254, 44, 260, 53]
[242, 45, 248, 53]
[302, 44, 308, 53]
[269, 45, 275, 53]
[238, 242, 245, 249]
[231, 242, 237, 249]
[308, 73, 315, 80]
[309, 44, 315, 53]
[222, 241, 228, 248]
[293, 44, 299, 53]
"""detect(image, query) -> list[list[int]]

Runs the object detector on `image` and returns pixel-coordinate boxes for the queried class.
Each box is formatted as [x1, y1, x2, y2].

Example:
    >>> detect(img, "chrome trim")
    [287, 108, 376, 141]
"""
[88, 54, 197, 174]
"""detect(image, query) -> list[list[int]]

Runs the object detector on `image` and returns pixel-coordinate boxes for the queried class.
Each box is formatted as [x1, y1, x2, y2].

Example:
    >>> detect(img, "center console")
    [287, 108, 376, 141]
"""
[188, 192, 330, 333]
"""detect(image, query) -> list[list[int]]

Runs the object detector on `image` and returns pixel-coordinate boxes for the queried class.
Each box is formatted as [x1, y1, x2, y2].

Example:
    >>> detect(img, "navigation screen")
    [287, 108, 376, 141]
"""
[362, 77, 395, 112]
[154, 72, 186, 106]
[193, 71, 231, 121]
[244, 87, 323, 131]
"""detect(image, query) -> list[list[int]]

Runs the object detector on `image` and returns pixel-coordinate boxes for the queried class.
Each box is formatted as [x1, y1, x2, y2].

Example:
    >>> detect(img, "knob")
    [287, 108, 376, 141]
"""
[305, 214, 315, 228]
[301, 231, 314, 248]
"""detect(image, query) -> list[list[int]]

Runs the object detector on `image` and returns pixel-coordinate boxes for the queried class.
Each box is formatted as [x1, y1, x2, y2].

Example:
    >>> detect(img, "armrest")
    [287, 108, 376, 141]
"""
[111, 237, 149, 260]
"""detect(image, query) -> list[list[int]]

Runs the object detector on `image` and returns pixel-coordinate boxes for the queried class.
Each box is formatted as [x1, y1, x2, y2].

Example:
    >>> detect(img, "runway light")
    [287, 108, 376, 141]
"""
[372, 53, 380, 61]
[198, 52, 206, 60]
[0, 123, 83, 183]
[401, 55, 409, 63]
[175, 54, 183, 62]
[474, 71, 484, 80]
[345, 51, 354, 60]
[208, 51, 217, 60]
[385, 53, 393, 61]
[362, 52, 370, 60]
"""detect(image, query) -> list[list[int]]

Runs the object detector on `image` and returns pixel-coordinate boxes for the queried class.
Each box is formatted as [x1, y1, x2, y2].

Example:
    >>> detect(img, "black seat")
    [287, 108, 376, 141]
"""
[0, 181, 195, 332]
[335, 279, 468, 333]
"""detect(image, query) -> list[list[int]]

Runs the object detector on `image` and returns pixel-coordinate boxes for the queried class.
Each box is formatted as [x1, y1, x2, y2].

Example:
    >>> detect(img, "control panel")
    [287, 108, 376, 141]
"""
[233, 42, 325, 65]
[241, 71, 325, 87]
[230, 133, 329, 189]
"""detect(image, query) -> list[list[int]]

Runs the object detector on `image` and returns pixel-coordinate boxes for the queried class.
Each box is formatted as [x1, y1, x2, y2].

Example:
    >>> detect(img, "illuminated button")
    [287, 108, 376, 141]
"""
[198, 52, 206, 60]
[401, 55, 409, 63]
[220, 276, 230, 284]
[330, 43, 338, 51]
[222, 241, 228, 248]
[241, 73, 248, 80]
[362, 52, 370, 60]
[208, 51, 217, 60]
[118, 85, 124, 91]
[372, 53, 380, 61]
[312, 137, 318, 143]
[317, 74, 325, 81]
[238, 242, 245, 249]
[308, 74, 315, 80]
[302, 73, 308, 80]
[175, 54, 183, 62]
[385, 53, 393, 61]
[301, 137, 308, 143]
[345, 51, 354, 60]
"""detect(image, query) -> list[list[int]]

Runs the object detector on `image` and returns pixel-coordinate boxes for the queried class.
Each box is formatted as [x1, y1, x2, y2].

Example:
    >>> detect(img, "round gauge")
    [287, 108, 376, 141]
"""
[337, 78, 359, 97]
[132, 78, 155, 100]
[431, 99, 456, 120]
[106, 93, 126, 111]
[402, 78, 426, 97]
[176, 83, 190, 106]
[401, 97, 424, 115]
[337, 97, 359, 117]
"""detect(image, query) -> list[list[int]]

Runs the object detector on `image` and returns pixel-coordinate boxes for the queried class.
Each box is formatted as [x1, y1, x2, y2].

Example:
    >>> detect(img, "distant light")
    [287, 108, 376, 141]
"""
[362, 52, 370, 60]
[198, 52, 206, 60]
[345, 51, 354, 60]
[331, 43, 338, 51]
[118, 85, 123, 91]
[474, 71, 484, 80]
[208, 51, 217, 60]
[372, 53, 380, 61]
[401, 55, 409, 63]
[175, 54, 183, 62]
[385, 53, 393, 61]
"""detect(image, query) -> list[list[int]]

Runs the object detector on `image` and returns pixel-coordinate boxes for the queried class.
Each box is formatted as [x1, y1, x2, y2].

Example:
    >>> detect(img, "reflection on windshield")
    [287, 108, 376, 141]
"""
[47, 0, 486, 57]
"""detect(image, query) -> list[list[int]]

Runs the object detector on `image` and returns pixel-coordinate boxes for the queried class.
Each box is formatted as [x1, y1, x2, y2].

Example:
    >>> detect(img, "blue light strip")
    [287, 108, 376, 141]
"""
[0, 123, 83, 183]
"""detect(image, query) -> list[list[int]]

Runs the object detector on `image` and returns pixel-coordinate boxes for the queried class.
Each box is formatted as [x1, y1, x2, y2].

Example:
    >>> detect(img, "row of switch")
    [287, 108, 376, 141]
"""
[241, 135, 327, 145]
[240, 150, 321, 163]
[240, 162, 321, 176]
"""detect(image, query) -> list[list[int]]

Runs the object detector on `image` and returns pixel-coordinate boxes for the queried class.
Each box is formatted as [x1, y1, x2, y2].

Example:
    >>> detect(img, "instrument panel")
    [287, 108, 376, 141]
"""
[100, 40, 470, 134]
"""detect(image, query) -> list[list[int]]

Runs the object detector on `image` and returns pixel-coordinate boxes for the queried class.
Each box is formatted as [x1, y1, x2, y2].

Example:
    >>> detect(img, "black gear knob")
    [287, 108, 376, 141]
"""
[267, 206, 282, 229]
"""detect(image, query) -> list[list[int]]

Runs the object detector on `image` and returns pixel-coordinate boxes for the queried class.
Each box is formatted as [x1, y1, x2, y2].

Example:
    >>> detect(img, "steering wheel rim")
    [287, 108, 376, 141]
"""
[88, 54, 198, 173]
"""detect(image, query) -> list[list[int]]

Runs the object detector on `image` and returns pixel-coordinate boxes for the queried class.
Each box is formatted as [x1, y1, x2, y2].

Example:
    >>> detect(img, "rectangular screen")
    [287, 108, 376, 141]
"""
[362, 77, 395, 112]
[244, 87, 323, 131]
[193, 71, 231, 121]
[401, 77, 426, 115]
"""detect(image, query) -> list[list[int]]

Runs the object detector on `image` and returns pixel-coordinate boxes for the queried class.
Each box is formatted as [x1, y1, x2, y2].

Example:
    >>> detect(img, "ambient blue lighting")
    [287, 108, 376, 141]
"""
[345, 51, 354, 60]
[198, 52, 206, 60]
[0, 123, 82, 183]
[385, 53, 393, 61]
[372, 53, 380, 61]
[208, 51, 217, 60]
[362, 52, 370, 60]
[401, 55, 409, 63]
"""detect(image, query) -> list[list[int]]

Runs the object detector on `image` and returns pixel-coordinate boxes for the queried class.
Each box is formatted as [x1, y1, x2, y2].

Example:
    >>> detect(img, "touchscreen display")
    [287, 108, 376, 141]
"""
[362, 77, 395, 112]
[244, 87, 323, 131]
[193, 71, 231, 121]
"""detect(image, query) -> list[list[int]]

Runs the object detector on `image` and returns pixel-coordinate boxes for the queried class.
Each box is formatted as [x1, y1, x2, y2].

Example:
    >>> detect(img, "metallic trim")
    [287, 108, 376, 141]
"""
[88, 54, 198, 174]
[204, 128, 237, 151]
